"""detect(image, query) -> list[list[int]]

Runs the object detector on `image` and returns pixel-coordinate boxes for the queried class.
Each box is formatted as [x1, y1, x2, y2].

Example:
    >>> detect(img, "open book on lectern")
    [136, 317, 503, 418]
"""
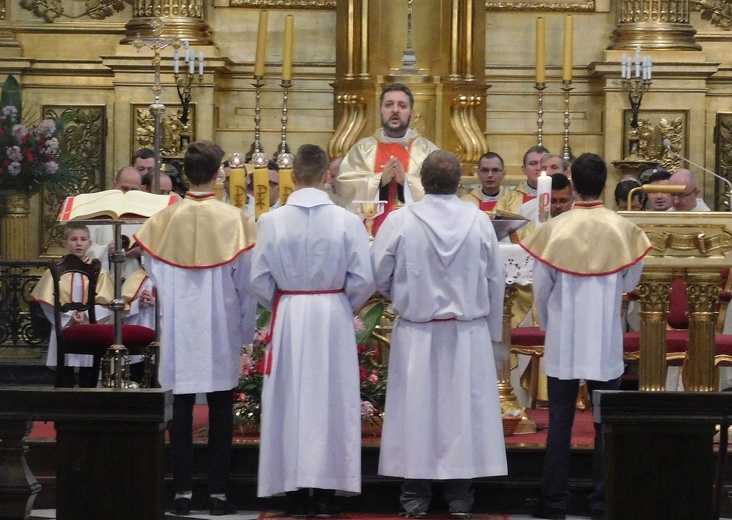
[58, 190, 177, 221]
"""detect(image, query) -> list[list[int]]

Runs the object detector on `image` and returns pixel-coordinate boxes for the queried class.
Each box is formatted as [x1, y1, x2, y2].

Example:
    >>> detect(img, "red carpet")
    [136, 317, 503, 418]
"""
[28, 406, 596, 447]
[258, 513, 509, 519]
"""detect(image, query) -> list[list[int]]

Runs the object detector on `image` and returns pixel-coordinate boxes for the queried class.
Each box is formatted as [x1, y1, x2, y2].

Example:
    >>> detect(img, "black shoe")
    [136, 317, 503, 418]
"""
[285, 489, 310, 517]
[313, 489, 341, 518]
[210, 497, 237, 516]
[532, 506, 567, 519]
[172, 497, 191, 516]
[399, 512, 428, 519]
[450, 513, 472, 519]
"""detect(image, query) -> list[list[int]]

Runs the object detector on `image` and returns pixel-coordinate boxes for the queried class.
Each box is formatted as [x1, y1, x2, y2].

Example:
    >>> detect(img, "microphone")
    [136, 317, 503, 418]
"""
[663, 139, 732, 211]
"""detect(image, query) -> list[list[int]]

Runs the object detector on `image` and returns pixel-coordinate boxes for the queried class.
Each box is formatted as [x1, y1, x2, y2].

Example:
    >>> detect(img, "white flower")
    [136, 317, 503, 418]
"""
[45, 161, 58, 175]
[8, 161, 21, 175]
[11, 124, 28, 141]
[45, 137, 59, 153]
[36, 119, 56, 138]
[2, 106, 18, 121]
[6, 146, 22, 162]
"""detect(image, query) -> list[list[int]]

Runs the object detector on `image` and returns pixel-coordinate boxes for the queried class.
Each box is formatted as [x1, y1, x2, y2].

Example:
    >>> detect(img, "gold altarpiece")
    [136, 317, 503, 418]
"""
[328, 0, 489, 171]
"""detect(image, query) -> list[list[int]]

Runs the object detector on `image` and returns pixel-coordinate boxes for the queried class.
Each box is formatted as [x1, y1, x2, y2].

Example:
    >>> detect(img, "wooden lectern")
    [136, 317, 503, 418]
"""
[596, 390, 732, 520]
[623, 212, 732, 391]
[0, 387, 172, 520]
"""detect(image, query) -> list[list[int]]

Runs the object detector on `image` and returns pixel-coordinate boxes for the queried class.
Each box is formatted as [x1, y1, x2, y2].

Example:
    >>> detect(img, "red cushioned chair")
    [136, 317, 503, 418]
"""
[51, 254, 158, 388]
[510, 326, 545, 408]
[625, 269, 732, 390]
[623, 277, 690, 368]
[709, 267, 732, 388]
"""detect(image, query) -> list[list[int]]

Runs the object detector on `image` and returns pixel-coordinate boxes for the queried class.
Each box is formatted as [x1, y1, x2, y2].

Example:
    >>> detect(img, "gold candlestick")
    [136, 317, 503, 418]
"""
[535, 82, 546, 147]
[561, 80, 573, 161]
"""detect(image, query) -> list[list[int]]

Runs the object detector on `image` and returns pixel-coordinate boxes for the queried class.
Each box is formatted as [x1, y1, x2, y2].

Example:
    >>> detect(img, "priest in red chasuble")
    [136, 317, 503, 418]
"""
[337, 83, 439, 235]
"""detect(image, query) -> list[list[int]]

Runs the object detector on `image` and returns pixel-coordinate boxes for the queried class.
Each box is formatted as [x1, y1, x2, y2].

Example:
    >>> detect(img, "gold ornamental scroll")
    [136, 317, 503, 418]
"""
[122, 0, 212, 45]
[623, 211, 732, 392]
[609, 0, 700, 50]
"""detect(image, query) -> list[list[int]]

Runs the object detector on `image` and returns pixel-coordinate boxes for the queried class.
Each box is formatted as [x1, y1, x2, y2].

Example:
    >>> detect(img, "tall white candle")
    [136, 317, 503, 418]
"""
[647, 56, 652, 80]
[198, 52, 204, 76]
[174, 49, 179, 74]
[537, 171, 552, 223]
[189, 53, 195, 74]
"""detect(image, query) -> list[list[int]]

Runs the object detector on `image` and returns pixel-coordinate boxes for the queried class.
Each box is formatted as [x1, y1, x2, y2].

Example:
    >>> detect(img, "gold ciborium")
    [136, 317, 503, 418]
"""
[355, 200, 385, 241]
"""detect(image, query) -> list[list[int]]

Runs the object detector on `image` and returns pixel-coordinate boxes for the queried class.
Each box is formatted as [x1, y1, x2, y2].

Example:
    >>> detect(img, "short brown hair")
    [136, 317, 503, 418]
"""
[293, 145, 328, 186]
[420, 150, 462, 195]
[64, 221, 90, 240]
[184, 141, 225, 186]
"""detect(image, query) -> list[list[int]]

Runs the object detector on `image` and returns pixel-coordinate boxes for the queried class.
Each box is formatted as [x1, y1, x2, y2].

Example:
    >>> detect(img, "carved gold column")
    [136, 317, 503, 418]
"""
[499, 286, 519, 406]
[636, 273, 673, 391]
[609, 0, 700, 50]
[685, 271, 722, 391]
[122, 0, 212, 44]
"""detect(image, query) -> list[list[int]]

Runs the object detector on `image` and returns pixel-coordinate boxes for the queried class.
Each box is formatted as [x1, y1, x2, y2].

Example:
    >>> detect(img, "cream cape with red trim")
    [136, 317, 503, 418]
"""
[134, 193, 256, 269]
[519, 201, 652, 276]
[30, 257, 114, 307]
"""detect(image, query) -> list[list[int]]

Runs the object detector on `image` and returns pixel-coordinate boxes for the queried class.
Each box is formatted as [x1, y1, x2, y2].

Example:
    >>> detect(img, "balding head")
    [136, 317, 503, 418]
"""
[328, 156, 344, 193]
[114, 166, 142, 193]
[669, 168, 699, 211]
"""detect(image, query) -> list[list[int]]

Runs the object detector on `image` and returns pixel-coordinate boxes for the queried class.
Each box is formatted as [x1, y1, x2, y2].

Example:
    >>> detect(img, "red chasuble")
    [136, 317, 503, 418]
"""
[372, 141, 412, 236]
[479, 200, 497, 211]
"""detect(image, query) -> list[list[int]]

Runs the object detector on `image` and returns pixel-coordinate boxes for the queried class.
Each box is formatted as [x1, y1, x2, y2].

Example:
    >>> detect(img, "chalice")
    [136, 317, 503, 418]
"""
[355, 200, 385, 242]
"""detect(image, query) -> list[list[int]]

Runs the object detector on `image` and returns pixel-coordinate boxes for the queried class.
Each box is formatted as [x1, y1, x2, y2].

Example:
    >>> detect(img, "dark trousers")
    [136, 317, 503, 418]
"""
[169, 390, 234, 495]
[540, 376, 621, 513]
[401, 479, 474, 515]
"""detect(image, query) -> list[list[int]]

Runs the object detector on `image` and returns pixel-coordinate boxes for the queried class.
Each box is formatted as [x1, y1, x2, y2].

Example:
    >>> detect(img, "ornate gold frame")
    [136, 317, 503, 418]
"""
[485, 0, 595, 11]
[229, 0, 336, 7]
[130, 103, 196, 160]
[622, 108, 688, 169]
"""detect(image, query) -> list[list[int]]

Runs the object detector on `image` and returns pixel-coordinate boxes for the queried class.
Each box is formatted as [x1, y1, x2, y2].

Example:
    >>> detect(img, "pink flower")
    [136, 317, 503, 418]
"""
[240, 353, 255, 377]
[354, 316, 364, 332]
[368, 373, 379, 384]
[361, 400, 375, 418]
[45, 161, 58, 175]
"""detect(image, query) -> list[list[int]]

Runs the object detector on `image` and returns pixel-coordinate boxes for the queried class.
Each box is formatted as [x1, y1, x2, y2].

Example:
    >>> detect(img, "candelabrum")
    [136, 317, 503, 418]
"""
[534, 82, 546, 147]
[133, 18, 182, 194]
[274, 80, 292, 161]
[622, 75, 652, 159]
[174, 43, 204, 154]
[561, 80, 573, 161]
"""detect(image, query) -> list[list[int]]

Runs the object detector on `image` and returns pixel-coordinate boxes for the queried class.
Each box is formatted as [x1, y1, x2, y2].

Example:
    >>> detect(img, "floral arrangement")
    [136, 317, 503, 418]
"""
[356, 300, 387, 429]
[234, 300, 387, 434]
[0, 75, 74, 195]
[233, 310, 269, 432]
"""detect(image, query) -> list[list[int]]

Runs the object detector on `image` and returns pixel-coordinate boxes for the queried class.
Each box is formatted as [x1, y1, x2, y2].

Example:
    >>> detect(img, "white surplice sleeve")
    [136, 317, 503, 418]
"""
[370, 214, 400, 300]
[483, 220, 507, 342]
[533, 260, 556, 332]
[343, 214, 376, 311]
[249, 215, 278, 310]
[233, 248, 258, 345]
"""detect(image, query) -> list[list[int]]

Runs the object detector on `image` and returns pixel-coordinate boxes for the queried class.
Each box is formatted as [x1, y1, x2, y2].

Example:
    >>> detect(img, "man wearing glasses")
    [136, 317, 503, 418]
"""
[461, 151, 522, 213]
[668, 169, 710, 212]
